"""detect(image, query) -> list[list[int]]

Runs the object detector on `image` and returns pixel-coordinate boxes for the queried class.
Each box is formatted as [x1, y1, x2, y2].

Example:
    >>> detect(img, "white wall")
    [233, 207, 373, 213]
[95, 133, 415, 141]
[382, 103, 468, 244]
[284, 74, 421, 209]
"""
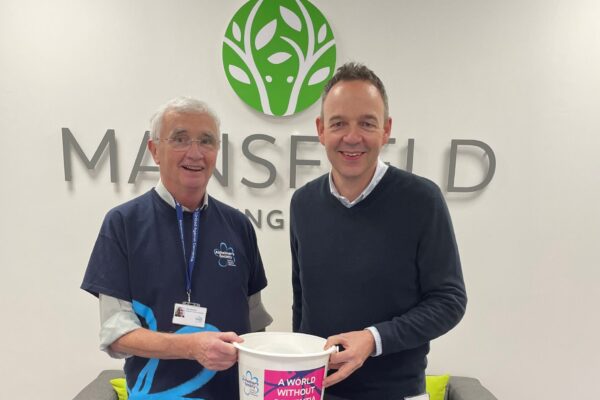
[1, 1, 599, 399]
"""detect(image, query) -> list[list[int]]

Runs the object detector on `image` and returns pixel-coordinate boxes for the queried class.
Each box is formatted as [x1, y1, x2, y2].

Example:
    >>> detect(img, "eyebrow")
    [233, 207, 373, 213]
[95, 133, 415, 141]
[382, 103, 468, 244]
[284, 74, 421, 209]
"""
[170, 129, 216, 137]
[360, 114, 379, 122]
[327, 114, 380, 122]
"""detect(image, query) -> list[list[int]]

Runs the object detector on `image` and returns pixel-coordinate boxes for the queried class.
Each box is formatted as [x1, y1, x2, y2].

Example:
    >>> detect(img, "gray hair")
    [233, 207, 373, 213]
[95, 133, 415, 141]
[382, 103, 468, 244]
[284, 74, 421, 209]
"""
[149, 96, 221, 140]
[321, 62, 389, 120]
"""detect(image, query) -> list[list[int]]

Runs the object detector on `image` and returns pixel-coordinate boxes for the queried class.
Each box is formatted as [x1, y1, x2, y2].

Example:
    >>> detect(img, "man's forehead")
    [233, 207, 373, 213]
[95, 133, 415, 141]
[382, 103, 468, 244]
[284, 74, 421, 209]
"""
[162, 111, 218, 133]
[327, 80, 381, 99]
[322, 81, 383, 110]
[164, 110, 214, 122]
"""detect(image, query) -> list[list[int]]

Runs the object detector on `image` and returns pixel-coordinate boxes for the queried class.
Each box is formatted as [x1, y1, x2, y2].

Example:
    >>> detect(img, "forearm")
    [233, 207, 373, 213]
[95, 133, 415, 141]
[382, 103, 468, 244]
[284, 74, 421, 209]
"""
[374, 286, 467, 354]
[373, 185, 467, 354]
[110, 327, 193, 360]
[111, 328, 242, 371]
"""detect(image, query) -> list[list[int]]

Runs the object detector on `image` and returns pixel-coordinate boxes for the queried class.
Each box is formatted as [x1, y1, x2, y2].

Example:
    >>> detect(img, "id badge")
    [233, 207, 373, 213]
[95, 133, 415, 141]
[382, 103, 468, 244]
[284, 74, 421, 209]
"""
[172, 302, 207, 328]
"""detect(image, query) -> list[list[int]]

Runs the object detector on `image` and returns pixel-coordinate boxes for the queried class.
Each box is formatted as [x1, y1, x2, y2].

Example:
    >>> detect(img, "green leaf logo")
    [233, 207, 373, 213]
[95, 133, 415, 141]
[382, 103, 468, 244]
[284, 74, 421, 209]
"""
[223, 0, 337, 116]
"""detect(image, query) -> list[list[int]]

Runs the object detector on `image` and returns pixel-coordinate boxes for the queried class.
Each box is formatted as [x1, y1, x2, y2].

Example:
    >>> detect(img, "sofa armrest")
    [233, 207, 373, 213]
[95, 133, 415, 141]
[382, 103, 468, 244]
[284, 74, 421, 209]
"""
[73, 369, 123, 400]
[447, 376, 497, 400]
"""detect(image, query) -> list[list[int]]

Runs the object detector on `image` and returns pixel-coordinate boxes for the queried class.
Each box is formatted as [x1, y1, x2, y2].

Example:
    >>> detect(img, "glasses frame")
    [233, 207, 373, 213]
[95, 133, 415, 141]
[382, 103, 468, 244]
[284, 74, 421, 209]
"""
[155, 134, 221, 152]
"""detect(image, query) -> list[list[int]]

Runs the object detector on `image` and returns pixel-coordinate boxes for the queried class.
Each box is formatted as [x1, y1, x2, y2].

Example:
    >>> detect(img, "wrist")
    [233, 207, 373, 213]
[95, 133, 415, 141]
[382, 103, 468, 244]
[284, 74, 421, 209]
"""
[364, 327, 382, 357]
[164, 331, 194, 360]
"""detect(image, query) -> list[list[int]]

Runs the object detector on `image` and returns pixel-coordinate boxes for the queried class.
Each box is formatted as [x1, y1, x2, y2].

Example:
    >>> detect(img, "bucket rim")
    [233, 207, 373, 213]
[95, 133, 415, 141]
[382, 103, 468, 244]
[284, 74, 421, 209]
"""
[234, 331, 337, 359]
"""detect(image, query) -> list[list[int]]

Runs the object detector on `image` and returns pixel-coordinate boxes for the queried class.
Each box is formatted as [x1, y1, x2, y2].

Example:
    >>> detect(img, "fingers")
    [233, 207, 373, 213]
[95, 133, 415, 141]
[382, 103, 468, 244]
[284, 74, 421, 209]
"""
[327, 362, 343, 370]
[329, 347, 352, 365]
[192, 331, 240, 371]
[323, 330, 376, 387]
[324, 338, 361, 388]
[324, 334, 347, 351]
[219, 331, 244, 344]
[325, 362, 356, 387]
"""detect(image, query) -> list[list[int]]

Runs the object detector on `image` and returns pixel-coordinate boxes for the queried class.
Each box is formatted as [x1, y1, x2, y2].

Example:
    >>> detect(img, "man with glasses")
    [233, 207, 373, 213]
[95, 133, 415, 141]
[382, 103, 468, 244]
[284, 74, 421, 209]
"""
[82, 97, 271, 399]
[290, 63, 467, 400]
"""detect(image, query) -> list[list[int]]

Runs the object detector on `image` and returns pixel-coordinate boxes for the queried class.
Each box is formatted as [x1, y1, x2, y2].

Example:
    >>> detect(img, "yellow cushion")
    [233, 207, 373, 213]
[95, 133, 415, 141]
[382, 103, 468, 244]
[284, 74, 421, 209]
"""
[426, 374, 450, 400]
[109, 378, 128, 400]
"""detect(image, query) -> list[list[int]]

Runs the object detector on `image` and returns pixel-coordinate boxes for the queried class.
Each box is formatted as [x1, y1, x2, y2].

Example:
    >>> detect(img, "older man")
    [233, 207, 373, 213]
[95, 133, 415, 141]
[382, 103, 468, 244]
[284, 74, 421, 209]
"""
[82, 97, 271, 399]
[290, 63, 467, 400]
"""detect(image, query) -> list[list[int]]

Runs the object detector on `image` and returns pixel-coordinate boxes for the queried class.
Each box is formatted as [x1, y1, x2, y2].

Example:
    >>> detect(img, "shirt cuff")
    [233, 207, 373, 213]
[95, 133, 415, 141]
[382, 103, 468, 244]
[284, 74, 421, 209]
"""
[248, 291, 273, 332]
[365, 326, 383, 357]
[99, 294, 141, 359]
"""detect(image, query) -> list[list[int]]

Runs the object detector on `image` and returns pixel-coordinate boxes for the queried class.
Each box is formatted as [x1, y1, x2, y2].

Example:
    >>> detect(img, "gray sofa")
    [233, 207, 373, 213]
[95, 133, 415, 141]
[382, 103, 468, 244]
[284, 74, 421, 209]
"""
[73, 370, 497, 399]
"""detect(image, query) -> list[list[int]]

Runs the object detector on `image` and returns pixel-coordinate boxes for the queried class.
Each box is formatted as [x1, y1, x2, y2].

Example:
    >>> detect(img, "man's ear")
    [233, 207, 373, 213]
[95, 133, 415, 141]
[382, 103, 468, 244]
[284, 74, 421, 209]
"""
[148, 139, 160, 165]
[316, 116, 325, 145]
[382, 117, 392, 145]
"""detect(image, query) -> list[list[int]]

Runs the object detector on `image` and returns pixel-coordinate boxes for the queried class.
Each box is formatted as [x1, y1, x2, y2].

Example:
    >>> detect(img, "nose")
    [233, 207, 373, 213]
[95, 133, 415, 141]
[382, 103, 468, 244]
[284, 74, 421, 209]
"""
[342, 124, 362, 144]
[184, 141, 205, 159]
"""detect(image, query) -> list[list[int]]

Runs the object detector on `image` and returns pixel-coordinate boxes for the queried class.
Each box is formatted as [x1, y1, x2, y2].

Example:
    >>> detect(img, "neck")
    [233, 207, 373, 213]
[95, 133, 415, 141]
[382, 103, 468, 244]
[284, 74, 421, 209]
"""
[163, 182, 205, 210]
[177, 193, 205, 210]
[332, 169, 375, 203]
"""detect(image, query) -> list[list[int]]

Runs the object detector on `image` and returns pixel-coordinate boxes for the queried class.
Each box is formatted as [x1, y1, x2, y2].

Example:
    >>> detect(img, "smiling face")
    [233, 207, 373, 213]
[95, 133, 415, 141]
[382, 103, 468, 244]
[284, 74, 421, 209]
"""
[317, 80, 391, 199]
[148, 110, 219, 204]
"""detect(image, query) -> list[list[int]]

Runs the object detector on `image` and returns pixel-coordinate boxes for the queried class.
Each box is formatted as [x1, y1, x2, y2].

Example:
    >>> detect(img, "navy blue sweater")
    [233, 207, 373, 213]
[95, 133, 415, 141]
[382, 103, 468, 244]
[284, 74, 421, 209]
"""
[290, 166, 466, 400]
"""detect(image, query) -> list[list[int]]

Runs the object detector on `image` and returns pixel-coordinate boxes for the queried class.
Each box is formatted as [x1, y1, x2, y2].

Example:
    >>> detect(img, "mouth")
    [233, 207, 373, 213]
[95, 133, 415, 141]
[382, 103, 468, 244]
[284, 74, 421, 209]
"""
[181, 165, 204, 172]
[339, 151, 365, 160]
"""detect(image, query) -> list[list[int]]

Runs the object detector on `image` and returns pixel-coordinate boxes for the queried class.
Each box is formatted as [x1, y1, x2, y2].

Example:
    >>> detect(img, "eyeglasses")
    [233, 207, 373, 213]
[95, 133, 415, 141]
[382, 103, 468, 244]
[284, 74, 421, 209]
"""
[157, 133, 220, 151]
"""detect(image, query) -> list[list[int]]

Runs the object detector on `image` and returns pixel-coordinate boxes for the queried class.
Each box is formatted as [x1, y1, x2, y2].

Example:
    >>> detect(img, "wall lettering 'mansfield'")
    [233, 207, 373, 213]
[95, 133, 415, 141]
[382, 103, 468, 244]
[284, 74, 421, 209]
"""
[61, 128, 496, 193]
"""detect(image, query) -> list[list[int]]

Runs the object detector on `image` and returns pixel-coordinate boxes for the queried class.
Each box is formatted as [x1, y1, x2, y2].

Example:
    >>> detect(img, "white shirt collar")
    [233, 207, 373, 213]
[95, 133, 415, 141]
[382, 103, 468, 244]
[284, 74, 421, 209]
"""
[329, 159, 389, 208]
[155, 179, 209, 211]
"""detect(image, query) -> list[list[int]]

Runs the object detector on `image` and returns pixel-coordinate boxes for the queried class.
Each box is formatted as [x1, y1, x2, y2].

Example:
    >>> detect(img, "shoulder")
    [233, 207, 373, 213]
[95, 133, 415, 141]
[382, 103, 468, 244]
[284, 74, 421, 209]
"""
[96, 190, 159, 240]
[105, 190, 156, 221]
[291, 173, 328, 205]
[208, 195, 254, 229]
[101, 190, 164, 235]
[385, 166, 444, 204]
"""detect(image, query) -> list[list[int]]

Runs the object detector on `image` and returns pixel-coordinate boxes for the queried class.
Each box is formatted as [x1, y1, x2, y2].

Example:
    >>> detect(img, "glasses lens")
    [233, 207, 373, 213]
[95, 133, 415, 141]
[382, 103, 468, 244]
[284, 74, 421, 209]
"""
[166, 134, 219, 151]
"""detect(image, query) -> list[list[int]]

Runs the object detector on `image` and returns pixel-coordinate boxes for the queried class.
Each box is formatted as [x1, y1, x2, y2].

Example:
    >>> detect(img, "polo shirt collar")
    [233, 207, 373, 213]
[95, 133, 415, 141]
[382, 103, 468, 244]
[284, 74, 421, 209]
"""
[155, 179, 209, 211]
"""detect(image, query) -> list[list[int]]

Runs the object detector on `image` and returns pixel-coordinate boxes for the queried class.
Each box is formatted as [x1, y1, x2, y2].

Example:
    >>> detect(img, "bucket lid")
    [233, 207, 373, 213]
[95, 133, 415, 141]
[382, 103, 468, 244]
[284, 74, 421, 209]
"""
[233, 332, 337, 358]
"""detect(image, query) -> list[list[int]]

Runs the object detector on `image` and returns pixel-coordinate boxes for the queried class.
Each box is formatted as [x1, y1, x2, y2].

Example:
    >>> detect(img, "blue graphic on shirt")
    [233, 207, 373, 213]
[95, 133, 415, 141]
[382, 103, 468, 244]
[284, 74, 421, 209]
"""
[129, 300, 218, 399]
[213, 242, 236, 267]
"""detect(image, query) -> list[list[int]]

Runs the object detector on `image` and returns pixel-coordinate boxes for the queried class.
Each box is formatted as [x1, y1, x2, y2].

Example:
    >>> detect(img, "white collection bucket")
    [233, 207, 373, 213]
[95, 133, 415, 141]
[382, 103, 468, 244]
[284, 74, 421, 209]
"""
[234, 332, 336, 400]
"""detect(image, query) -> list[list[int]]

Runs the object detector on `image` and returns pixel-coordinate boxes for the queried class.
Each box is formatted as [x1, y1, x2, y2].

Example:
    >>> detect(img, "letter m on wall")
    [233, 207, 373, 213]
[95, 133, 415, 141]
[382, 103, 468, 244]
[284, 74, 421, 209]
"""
[62, 128, 118, 182]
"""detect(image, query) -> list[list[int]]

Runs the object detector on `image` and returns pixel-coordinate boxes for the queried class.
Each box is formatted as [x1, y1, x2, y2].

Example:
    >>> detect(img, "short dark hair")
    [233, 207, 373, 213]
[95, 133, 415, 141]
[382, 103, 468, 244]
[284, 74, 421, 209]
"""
[321, 62, 389, 119]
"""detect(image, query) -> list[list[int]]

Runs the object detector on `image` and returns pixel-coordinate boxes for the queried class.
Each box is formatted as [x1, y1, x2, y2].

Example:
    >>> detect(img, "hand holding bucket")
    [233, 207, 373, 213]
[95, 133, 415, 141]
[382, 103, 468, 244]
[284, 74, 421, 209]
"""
[190, 331, 243, 371]
[322, 329, 377, 387]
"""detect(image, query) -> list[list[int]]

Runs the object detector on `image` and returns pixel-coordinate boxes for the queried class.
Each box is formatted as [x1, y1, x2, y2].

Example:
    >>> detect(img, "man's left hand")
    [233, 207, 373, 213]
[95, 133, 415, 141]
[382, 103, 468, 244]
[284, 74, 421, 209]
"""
[323, 330, 375, 387]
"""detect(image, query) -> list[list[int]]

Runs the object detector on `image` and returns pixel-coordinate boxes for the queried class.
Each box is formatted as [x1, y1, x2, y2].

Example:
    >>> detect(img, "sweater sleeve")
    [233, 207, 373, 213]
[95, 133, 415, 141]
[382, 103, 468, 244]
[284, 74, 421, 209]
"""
[290, 194, 303, 332]
[373, 186, 467, 355]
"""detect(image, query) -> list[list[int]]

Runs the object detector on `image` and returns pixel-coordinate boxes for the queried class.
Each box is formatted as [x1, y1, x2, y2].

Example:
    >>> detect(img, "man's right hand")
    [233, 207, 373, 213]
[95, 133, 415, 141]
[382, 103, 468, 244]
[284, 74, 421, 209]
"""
[187, 331, 243, 370]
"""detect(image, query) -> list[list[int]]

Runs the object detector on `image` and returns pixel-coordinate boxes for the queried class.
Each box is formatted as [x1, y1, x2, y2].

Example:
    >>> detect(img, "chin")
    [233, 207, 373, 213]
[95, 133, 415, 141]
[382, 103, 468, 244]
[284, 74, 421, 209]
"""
[180, 178, 207, 190]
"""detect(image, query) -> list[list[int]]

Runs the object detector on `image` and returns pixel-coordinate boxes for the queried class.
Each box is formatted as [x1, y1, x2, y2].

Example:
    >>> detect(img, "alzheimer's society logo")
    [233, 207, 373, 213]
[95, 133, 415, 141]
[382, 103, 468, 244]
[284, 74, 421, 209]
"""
[214, 242, 237, 267]
[242, 370, 260, 396]
[222, 0, 336, 116]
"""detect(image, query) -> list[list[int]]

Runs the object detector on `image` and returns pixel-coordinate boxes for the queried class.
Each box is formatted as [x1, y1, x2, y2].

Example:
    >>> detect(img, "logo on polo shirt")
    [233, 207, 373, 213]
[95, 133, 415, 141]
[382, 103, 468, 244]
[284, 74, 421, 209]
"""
[214, 242, 237, 267]
[222, 0, 337, 116]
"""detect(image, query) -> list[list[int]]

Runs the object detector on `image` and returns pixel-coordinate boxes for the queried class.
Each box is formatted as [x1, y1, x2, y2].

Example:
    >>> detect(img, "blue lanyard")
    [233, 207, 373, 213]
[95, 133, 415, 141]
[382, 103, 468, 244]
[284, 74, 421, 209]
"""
[175, 201, 201, 303]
